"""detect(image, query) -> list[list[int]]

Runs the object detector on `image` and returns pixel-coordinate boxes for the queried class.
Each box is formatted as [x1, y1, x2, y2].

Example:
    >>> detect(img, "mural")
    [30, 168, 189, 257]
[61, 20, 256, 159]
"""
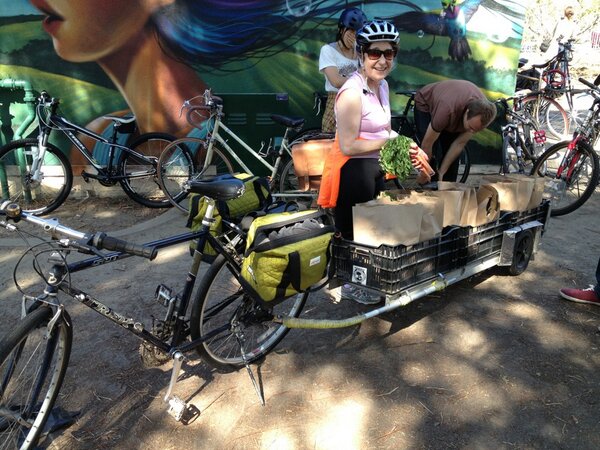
[0, 0, 526, 165]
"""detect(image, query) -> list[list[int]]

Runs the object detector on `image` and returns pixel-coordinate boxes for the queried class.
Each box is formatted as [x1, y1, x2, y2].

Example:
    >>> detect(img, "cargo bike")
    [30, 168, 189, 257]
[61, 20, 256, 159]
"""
[0, 175, 549, 449]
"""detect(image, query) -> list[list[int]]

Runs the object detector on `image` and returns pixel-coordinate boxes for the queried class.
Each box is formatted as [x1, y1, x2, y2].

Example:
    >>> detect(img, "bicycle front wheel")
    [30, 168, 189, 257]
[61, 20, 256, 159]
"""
[119, 132, 175, 208]
[531, 140, 599, 216]
[0, 139, 72, 215]
[522, 95, 569, 140]
[157, 138, 234, 213]
[190, 254, 308, 370]
[0, 306, 72, 450]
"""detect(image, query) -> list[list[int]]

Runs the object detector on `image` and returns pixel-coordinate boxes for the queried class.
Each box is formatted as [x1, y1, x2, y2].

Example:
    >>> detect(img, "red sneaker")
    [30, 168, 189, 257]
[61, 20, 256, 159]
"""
[559, 286, 600, 306]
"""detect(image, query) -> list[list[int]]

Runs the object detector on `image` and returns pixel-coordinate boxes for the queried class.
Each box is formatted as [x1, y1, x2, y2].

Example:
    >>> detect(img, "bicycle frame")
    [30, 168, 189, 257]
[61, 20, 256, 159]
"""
[205, 107, 293, 180]
[39, 108, 149, 181]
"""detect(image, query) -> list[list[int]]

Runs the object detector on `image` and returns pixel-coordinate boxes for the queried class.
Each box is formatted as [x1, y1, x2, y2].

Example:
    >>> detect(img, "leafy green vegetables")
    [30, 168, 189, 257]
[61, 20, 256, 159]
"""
[380, 135, 414, 181]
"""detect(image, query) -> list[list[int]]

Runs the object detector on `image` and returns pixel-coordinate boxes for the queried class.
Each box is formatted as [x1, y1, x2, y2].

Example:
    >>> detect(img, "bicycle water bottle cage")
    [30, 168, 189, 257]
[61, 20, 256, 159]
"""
[534, 130, 546, 144]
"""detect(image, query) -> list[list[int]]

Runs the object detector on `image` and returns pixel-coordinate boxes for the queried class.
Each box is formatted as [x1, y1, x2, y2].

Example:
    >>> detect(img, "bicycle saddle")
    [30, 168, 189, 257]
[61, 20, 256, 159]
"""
[186, 175, 245, 201]
[270, 114, 305, 129]
[102, 114, 136, 124]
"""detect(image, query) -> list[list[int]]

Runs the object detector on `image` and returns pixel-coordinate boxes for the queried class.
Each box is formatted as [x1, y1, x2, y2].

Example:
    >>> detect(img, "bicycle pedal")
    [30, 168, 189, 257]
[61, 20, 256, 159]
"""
[167, 396, 188, 422]
[155, 284, 175, 307]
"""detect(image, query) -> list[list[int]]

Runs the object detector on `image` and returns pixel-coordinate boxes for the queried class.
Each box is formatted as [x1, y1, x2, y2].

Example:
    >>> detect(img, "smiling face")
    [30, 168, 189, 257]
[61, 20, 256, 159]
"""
[29, 0, 155, 62]
[361, 42, 395, 84]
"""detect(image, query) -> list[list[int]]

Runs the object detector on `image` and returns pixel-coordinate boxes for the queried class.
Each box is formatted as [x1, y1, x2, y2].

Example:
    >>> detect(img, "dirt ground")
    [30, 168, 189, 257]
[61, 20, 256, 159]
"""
[1, 179, 599, 450]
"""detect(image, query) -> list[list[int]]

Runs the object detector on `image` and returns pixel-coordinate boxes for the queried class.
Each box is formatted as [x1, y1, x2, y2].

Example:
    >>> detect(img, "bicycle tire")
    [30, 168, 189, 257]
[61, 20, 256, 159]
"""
[190, 254, 308, 371]
[0, 139, 72, 216]
[530, 140, 599, 216]
[118, 132, 176, 208]
[157, 138, 234, 213]
[278, 158, 316, 207]
[521, 95, 569, 140]
[0, 306, 72, 450]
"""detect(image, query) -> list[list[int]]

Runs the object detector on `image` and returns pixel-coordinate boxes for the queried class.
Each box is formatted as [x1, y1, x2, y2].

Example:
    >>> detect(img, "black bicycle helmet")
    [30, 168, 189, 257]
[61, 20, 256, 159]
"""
[338, 7, 367, 31]
[356, 20, 400, 47]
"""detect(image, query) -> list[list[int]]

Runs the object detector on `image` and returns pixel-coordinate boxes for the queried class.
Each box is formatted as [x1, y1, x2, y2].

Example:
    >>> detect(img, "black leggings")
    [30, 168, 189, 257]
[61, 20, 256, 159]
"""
[335, 158, 385, 239]
[414, 108, 460, 182]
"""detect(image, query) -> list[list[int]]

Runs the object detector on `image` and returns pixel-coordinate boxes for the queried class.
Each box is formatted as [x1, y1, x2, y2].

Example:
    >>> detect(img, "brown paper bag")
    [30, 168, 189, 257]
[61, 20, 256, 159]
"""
[403, 193, 444, 241]
[353, 201, 424, 246]
[437, 182, 478, 227]
[475, 184, 500, 225]
[363, 193, 443, 242]
[480, 175, 534, 212]
[496, 174, 545, 210]
[420, 190, 464, 226]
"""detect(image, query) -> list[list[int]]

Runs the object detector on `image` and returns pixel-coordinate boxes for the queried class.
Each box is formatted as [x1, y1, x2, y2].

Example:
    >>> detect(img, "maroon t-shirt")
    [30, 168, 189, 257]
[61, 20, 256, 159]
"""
[414, 80, 485, 133]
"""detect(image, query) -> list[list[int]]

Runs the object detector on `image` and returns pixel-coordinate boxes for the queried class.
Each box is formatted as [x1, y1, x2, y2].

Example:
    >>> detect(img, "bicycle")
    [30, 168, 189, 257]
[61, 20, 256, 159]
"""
[530, 77, 600, 217]
[497, 95, 547, 175]
[0, 176, 310, 449]
[516, 40, 586, 140]
[391, 90, 471, 187]
[0, 91, 176, 215]
[157, 89, 317, 213]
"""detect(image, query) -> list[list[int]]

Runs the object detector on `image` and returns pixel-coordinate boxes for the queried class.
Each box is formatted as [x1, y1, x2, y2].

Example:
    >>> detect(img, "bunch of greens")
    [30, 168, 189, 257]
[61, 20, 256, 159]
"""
[379, 135, 414, 181]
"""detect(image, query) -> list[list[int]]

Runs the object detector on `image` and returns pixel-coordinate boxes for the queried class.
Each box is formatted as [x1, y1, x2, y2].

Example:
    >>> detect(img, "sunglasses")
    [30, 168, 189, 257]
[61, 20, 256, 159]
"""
[365, 48, 397, 61]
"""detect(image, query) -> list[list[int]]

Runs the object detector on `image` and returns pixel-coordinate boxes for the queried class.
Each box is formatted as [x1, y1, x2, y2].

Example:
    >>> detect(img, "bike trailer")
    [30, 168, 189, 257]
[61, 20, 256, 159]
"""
[240, 209, 334, 305]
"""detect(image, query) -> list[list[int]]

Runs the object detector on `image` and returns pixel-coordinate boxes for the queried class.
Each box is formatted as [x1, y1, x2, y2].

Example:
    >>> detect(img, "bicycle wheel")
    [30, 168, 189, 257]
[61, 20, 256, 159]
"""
[530, 140, 599, 216]
[522, 95, 569, 140]
[0, 306, 72, 450]
[278, 157, 317, 207]
[0, 139, 72, 216]
[118, 132, 175, 208]
[157, 138, 233, 213]
[155, 138, 196, 213]
[190, 254, 308, 370]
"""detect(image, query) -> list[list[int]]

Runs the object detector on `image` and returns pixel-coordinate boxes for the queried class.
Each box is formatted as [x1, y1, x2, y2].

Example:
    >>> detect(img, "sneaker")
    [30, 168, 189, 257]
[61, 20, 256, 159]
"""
[341, 284, 383, 305]
[559, 286, 600, 306]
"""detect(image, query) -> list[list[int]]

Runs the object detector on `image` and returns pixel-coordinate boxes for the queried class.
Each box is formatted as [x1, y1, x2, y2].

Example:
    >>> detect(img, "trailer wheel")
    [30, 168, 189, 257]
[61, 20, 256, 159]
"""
[507, 230, 535, 276]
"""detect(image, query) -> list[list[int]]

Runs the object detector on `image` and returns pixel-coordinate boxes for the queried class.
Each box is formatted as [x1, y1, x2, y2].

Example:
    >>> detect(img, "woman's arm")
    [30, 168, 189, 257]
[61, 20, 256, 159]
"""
[336, 88, 387, 156]
[322, 66, 347, 89]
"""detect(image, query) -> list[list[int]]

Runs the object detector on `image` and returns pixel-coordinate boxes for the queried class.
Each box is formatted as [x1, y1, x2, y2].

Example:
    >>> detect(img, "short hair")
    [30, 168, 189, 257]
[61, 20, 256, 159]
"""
[466, 99, 496, 126]
[564, 6, 574, 17]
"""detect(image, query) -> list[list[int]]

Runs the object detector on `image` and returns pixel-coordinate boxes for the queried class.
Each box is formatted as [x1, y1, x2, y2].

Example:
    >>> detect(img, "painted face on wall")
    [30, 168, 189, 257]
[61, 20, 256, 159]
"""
[28, 0, 157, 62]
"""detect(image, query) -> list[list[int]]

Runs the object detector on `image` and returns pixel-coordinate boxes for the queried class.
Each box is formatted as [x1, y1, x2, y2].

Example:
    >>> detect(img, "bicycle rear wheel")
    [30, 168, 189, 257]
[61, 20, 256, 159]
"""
[522, 95, 569, 140]
[190, 254, 308, 371]
[278, 157, 317, 207]
[118, 133, 176, 208]
[157, 138, 234, 213]
[0, 139, 72, 216]
[530, 140, 599, 216]
[0, 306, 72, 450]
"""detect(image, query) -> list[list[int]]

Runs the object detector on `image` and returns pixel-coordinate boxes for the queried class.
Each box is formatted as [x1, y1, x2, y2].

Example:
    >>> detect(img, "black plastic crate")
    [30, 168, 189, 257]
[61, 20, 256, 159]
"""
[331, 227, 463, 295]
[456, 211, 514, 265]
[510, 200, 550, 227]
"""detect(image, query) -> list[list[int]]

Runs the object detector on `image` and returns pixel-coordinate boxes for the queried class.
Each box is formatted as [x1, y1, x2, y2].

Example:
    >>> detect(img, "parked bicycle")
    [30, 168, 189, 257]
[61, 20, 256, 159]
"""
[0, 91, 176, 215]
[515, 40, 586, 140]
[531, 77, 600, 216]
[0, 176, 312, 448]
[497, 95, 547, 175]
[157, 89, 320, 212]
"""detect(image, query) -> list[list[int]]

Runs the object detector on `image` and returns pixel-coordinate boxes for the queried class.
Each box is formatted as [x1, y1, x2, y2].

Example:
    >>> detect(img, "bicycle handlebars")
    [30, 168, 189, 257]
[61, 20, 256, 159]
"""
[0, 201, 158, 260]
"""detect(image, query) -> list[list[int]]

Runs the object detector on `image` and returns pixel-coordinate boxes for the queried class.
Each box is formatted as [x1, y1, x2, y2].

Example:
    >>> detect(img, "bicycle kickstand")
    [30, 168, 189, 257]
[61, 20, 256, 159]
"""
[236, 334, 266, 406]
[163, 351, 193, 422]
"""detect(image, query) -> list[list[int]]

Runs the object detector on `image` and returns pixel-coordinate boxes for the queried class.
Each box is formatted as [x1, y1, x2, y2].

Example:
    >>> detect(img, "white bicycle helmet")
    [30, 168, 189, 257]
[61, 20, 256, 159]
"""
[356, 20, 400, 47]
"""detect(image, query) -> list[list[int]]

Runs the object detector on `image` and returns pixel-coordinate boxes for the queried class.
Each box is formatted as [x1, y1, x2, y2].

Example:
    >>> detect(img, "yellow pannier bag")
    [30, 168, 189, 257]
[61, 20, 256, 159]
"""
[240, 210, 334, 304]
